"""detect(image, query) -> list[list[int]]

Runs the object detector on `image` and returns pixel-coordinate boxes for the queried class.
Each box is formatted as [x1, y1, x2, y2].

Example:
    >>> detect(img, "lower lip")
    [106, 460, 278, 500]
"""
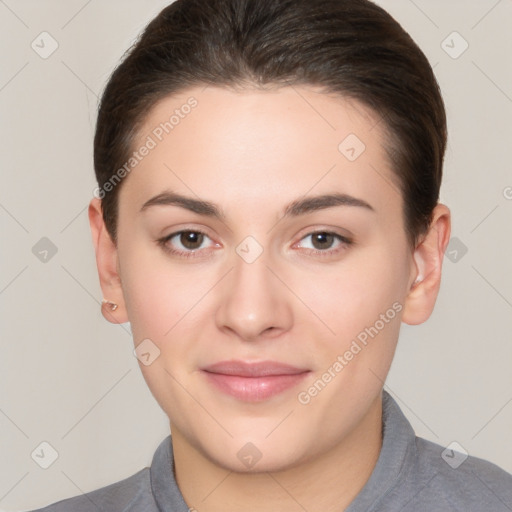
[202, 371, 310, 402]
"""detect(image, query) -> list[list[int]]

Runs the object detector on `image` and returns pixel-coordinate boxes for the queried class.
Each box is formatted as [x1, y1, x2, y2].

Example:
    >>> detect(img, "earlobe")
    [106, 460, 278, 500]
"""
[88, 198, 128, 324]
[402, 203, 451, 325]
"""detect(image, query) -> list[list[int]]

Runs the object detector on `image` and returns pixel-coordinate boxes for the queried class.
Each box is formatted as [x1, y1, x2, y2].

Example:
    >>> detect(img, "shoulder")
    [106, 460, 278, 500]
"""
[409, 436, 512, 511]
[355, 393, 512, 511]
[27, 468, 157, 512]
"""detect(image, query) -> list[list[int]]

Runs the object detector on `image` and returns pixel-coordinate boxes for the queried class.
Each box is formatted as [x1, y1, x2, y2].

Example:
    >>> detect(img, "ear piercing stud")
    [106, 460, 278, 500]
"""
[102, 299, 118, 311]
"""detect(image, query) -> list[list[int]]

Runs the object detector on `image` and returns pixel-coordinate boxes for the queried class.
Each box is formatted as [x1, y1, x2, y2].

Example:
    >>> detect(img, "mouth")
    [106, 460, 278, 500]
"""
[201, 360, 311, 402]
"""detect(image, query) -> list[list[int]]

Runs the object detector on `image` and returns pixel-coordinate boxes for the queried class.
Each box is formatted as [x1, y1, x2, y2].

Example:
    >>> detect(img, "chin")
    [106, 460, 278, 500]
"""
[199, 434, 312, 474]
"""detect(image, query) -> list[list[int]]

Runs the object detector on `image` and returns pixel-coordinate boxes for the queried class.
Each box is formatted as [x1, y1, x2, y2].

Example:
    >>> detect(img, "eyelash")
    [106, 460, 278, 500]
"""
[156, 230, 353, 259]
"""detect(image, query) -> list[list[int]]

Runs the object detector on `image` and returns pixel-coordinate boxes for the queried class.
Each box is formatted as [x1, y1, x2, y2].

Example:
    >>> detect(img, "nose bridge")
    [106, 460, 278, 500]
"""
[232, 253, 272, 302]
[230, 233, 275, 297]
[215, 244, 292, 340]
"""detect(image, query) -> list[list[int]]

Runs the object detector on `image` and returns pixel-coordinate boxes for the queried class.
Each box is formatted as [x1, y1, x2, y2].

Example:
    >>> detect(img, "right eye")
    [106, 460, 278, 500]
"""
[158, 230, 220, 258]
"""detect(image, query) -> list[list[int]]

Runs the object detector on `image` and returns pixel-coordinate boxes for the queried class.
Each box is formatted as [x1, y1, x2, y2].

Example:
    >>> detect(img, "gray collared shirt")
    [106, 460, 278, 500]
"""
[29, 392, 512, 511]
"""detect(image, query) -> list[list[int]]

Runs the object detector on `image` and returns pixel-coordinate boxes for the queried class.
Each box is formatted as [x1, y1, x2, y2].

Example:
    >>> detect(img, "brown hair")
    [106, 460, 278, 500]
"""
[94, 0, 446, 247]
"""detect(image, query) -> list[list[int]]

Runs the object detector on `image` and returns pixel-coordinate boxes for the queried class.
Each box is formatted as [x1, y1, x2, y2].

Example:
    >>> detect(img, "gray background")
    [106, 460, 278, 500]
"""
[1, 1, 511, 510]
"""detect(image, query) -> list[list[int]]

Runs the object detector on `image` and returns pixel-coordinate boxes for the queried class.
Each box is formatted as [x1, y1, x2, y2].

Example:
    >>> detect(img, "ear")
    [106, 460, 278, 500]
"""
[402, 203, 451, 325]
[88, 198, 128, 324]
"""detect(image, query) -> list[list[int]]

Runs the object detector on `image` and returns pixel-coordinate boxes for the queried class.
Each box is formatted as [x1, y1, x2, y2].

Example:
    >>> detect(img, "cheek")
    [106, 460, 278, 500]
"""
[118, 244, 191, 342]
[294, 258, 404, 421]
[297, 247, 408, 341]
[118, 252, 204, 413]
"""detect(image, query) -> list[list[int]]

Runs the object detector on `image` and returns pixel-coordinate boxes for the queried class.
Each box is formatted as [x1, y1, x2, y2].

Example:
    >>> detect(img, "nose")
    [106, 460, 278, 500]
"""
[214, 251, 294, 342]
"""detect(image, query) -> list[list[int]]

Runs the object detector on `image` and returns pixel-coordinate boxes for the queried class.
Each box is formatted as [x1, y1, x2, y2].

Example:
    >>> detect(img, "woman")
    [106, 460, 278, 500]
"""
[30, 0, 512, 510]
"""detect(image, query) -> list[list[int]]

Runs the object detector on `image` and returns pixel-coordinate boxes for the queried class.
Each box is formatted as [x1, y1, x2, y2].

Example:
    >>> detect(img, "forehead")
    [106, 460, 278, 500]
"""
[122, 85, 402, 218]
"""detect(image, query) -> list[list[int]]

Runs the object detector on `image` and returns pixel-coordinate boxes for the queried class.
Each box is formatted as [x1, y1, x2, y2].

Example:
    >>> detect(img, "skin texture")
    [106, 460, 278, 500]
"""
[89, 85, 451, 511]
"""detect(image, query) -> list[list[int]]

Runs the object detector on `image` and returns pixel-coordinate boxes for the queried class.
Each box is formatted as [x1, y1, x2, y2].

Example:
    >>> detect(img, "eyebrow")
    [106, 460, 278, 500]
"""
[140, 191, 375, 218]
[283, 193, 375, 217]
[140, 192, 224, 219]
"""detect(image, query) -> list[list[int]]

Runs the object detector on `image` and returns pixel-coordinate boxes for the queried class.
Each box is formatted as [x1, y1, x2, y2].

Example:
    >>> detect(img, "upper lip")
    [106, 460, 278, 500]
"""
[201, 360, 310, 377]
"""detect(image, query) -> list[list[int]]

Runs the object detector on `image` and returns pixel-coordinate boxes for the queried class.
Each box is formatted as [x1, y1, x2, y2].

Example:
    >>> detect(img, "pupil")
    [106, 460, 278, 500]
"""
[181, 231, 203, 249]
[312, 232, 333, 250]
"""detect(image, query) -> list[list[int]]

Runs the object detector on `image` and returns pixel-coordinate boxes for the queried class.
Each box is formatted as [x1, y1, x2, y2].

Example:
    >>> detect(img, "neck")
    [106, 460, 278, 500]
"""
[172, 394, 383, 512]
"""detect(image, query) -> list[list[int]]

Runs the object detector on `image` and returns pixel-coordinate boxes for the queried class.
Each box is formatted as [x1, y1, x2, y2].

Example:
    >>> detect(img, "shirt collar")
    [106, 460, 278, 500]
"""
[150, 433, 190, 512]
[346, 391, 416, 511]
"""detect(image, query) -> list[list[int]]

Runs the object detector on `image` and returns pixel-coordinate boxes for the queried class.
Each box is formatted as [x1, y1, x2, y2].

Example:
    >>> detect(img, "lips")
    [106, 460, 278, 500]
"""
[201, 360, 310, 402]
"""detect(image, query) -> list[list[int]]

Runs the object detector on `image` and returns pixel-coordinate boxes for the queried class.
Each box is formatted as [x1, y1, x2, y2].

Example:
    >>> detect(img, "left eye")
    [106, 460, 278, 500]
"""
[297, 231, 349, 251]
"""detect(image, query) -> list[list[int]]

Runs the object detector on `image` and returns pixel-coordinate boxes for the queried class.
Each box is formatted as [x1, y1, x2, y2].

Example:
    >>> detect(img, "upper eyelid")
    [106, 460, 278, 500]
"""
[164, 229, 216, 246]
[294, 231, 352, 248]
[162, 226, 215, 240]
[163, 228, 349, 239]
[294, 227, 353, 242]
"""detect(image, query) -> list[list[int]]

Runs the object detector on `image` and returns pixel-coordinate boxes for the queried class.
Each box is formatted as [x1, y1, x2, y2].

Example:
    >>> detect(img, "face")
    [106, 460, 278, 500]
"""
[111, 85, 418, 472]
